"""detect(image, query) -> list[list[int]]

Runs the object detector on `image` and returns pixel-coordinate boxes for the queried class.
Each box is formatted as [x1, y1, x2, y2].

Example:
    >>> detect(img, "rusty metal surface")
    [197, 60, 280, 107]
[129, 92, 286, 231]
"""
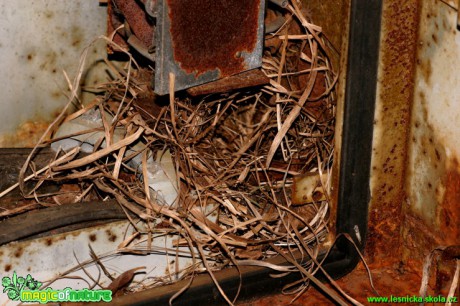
[114, 0, 155, 48]
[107, 1, 129, 51]
[305, 0, 349, 69]
[154, 0, 265, 95]
[241, 262, 424, 305]
[368, 0, 460, 270]
[403, 0, 460, 264]
[108, 0, 154, 53]
[366, 0, 420, 265]
[186, 69, 269, 96]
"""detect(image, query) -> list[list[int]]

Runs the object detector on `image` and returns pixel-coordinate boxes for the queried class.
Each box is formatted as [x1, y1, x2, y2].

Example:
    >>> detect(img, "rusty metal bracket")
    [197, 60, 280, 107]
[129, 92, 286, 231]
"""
[154, 0, 266, 95]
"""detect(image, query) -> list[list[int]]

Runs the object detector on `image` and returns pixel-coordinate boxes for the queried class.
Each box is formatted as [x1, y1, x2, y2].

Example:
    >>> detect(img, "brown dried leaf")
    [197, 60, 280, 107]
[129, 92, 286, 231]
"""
[107, 266, 145, 296]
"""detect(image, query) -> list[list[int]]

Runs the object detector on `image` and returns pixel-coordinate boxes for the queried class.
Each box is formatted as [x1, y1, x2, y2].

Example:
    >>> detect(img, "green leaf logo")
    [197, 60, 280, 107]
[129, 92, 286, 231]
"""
[2, 272, 42, 301]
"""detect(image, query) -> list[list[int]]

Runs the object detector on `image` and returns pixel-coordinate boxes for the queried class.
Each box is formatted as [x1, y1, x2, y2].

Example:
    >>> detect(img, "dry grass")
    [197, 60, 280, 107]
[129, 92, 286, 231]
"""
[0, 1, 355, 305]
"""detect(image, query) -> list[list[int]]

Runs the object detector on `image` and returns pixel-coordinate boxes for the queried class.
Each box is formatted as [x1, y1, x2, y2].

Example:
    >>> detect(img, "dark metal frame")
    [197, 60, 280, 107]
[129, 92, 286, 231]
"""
[322, 0, 383, 279]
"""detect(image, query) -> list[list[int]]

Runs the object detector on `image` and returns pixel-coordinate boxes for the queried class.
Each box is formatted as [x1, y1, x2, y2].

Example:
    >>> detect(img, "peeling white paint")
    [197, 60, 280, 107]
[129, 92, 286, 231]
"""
[414, 2, 460, 158]
[408, 1, 460, 223]
[0, 0, 108, 147]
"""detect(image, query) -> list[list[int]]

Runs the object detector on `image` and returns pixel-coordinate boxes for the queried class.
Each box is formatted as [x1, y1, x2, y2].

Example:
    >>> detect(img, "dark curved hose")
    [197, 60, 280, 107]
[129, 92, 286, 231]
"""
[0, 201, 128, 246]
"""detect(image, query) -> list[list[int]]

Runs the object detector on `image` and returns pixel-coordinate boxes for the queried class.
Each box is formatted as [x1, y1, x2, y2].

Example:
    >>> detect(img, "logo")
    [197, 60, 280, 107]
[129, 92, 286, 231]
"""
[2, 271, 112, 304]
[2, 271, 42, 301]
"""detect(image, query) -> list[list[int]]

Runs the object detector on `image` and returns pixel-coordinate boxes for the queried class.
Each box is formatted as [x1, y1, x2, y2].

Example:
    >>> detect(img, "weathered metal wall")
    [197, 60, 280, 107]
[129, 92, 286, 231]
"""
[305, 0, 351, 235]
[304, 0, 348, 65]
[0, 1, 107, 147]
[367, 0, 420, 265]
[404, 0, 460, 263]
[369, 0, 459, 269]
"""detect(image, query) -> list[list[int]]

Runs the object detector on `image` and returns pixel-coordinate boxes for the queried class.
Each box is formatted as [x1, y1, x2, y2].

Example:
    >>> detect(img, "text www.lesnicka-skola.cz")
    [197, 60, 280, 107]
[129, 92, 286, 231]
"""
[367, 295, 458, 303]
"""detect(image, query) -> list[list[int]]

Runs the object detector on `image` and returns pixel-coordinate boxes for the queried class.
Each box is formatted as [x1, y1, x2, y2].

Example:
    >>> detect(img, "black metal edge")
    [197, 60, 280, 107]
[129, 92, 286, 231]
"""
[90, 251, 312, 306]
[0, 201, 128, 245]
[322, 0, 383, 278]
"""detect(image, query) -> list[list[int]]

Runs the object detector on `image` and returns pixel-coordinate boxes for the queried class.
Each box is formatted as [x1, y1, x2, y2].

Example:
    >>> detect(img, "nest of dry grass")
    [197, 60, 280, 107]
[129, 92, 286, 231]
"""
[0, 1, 349, 304]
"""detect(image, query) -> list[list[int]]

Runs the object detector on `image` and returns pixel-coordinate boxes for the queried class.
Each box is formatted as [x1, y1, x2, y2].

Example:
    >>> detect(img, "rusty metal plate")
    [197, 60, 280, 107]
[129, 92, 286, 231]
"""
[154, 0, 265, 95]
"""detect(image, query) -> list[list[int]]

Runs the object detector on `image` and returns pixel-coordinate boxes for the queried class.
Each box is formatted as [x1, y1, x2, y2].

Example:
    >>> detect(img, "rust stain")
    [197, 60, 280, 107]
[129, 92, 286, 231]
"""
[244, 253, 459, 304]
[4, 264, 11, 272]
[167, 0, 260, 77]
[14, 247, 23, 258]
[402, 56, 455, 268]
[366, 0, 420, 265]
[70, 25, 83, 48]
[39, 50, 58, 71]
[402, 158, 459, 266]
[441, 245, 460, 261]
[402, 138, 446, 265]
[0, 120, 51, 148]
[402, 214, 442, 263]
[436, 246, 460, 293]
[44, 10, 54, 19]
[45, 238, 53, 246]
[336, 263, 423, 303]
[439, 161, 460, 245]
[106, 229, 117, 242]
[417, 57, 432, 83]
[328, 0, 351, 235]
[107, 3, 128, 52]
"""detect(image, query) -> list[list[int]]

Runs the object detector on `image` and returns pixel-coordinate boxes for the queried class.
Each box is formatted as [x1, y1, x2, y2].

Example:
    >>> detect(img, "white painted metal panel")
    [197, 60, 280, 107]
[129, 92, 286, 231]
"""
[0, 221, 196, 305]
[0, 0, 108, 147]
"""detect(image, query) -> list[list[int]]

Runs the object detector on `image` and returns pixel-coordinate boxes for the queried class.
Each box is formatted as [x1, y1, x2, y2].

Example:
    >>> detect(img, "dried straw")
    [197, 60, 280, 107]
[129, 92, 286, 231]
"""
[0, 1, 347, 305]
